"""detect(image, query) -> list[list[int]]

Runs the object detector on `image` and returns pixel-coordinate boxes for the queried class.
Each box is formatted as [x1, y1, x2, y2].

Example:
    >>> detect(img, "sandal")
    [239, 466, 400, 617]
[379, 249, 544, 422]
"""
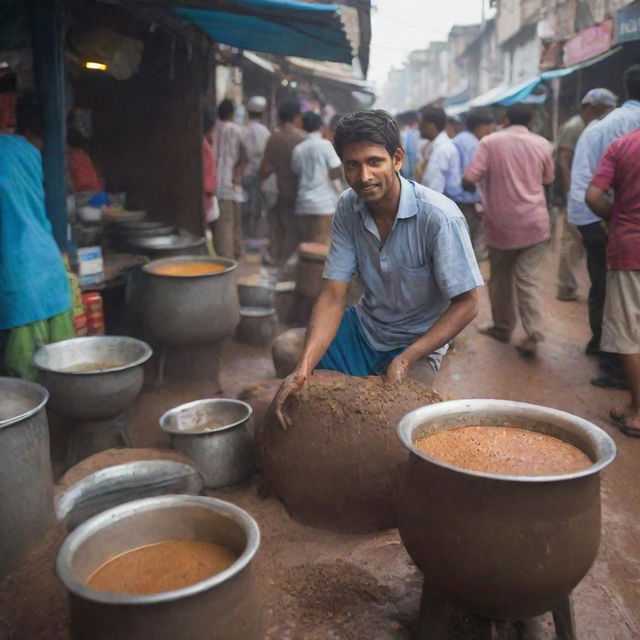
[609, 408, 640, 438]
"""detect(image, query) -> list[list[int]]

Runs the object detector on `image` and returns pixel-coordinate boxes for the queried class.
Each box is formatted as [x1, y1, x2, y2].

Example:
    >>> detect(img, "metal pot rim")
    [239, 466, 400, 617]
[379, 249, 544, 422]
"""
[397, 398, 617, 483]
[56, 494, 261, 605]
[159, 398, 253, 435]
[143, 255, 237, 277]
[0, 377, 49, 429]
[32, 336, 153, 375]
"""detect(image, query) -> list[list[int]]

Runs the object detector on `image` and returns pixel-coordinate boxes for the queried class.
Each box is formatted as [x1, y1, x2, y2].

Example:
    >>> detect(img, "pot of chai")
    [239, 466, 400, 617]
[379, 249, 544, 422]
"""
[56, 494, 262, 640]
[396, 399, 616, 622]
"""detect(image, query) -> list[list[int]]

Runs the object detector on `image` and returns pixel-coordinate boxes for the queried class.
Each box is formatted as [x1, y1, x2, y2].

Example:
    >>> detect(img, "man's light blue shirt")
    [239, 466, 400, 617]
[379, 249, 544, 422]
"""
[323, 176, 483, 367]
[568, 100, 640, 226]
[452, 130, 481, 204]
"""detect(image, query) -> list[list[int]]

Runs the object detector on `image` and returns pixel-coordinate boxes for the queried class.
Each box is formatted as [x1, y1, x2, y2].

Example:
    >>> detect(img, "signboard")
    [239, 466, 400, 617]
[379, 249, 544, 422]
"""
[563, 19, 613, 67]
[617, 4, 640, 44]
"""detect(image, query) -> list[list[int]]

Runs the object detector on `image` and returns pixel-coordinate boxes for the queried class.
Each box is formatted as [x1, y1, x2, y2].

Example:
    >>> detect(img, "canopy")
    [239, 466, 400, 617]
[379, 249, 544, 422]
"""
[454, 45, 623, 113]
[172, 0, 354, 65]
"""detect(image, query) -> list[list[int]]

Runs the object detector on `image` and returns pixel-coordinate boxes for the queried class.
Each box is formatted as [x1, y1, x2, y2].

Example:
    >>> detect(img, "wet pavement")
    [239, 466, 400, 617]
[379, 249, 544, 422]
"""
[121, 246, 640, 639]
[6, 243, 638, 640]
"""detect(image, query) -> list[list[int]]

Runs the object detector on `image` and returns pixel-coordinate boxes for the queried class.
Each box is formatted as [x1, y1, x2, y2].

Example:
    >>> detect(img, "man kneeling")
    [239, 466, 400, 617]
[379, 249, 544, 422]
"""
[275, 110, 483, 428]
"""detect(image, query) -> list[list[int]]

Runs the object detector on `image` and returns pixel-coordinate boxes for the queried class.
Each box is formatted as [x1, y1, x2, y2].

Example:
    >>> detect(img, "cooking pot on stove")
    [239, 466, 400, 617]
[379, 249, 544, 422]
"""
[396, 399, 616, 621]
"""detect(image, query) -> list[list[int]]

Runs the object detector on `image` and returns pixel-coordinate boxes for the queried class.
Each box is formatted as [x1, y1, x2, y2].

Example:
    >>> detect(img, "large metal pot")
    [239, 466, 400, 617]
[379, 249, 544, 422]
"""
[0, 377, 54, 575]
[160, 399, 255, 488]
[56, 495, 262, 640]
[33, 336, 152, 421]
[125, 234, 207, 259]
[137, 256, 239, 348]
[396, 399, 616, 621]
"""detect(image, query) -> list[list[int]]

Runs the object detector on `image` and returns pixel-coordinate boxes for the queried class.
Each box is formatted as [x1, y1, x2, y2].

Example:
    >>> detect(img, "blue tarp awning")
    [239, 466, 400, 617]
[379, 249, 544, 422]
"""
[454, 45, 623, 114]
[172, 0, 354, 64]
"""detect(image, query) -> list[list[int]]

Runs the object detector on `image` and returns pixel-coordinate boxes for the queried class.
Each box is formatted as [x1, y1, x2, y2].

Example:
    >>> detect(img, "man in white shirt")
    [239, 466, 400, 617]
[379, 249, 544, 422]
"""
[291, 110, 343, 245]
[243, 96, 270, 237]
[419, 106, 461, 199]
[214, 99, 247, 259]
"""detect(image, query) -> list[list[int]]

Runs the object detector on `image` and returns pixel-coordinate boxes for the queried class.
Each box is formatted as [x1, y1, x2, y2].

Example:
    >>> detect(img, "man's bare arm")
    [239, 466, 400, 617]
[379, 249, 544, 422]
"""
[386, 289, 479, 382]
[585, 184, 612, 221]
[274, 279, 350, 428]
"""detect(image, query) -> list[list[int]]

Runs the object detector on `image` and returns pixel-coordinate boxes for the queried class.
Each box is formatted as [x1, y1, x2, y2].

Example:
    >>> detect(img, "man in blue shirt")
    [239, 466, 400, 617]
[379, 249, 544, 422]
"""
[569, 65, 640, 387]
[452, 108, 494, 261]
[274, 110, 483, 428]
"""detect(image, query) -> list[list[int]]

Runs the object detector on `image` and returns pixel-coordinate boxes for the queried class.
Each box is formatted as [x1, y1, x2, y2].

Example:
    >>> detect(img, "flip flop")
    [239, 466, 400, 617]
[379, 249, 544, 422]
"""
[609, 409, 640, 438]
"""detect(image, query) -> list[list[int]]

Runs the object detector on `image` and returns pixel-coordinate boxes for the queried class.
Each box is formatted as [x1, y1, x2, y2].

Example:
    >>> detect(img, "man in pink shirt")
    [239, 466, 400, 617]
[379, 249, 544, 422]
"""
[463, 103, 554, 356]
[586, 127, 640, 437]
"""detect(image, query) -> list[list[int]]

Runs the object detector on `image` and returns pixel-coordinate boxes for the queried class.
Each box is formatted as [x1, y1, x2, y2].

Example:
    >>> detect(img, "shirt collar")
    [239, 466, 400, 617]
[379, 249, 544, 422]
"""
[354, 174, 418, 222]
[309, 131, 323, 140]
[507, 125, 529, 133]
[622, 100, 640, 109]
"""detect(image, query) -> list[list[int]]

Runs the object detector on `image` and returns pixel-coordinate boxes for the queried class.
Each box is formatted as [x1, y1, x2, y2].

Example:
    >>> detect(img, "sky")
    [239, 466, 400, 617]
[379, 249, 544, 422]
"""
[368, 0, 492, 94]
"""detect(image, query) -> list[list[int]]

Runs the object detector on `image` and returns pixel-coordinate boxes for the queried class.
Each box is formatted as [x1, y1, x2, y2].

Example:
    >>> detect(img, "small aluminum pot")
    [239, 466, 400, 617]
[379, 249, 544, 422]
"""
[237, 282, 275, 308]
[160, 399, 255, 488]
[56, 495, 262, 640]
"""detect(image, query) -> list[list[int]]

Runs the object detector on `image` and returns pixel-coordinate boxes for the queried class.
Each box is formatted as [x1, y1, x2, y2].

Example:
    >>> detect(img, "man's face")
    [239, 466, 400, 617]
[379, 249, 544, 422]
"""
[474, 123, 493, 139]
[341, 142, 403, 204]
[419, 118, 439, 141]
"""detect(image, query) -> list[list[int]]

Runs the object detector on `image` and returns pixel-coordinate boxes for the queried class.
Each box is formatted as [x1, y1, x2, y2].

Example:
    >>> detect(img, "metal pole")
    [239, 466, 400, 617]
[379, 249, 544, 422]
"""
[28, 0, 68, 251]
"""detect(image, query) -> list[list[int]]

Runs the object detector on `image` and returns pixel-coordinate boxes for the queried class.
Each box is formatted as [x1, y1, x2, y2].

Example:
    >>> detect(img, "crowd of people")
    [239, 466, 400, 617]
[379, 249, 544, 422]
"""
[203, 64, 640, 438]
[391, 63, 640, 437]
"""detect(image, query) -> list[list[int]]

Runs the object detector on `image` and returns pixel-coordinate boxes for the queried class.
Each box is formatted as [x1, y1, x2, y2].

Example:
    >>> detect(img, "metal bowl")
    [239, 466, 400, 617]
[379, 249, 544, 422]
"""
[160, 399, 254, 488]
[396, 398, 616, 620]
[33, 336, 152, 421]
[56, 495, 262, 640]
[237, 280, 275, 308]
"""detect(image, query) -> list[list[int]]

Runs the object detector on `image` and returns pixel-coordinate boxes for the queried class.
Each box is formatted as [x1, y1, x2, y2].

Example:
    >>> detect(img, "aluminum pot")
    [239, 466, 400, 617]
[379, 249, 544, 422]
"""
[137, 256, 239, 348]
[237, 307, 278, 347]
[0, 377, 54, 575]
[125, 234, 207, 259]
[237, 280, 275, 308]
[396, 399, 616, 621]
[33, 336, 152, 421]
[160, 399, 255, 488]
[56, 495, 262, 640]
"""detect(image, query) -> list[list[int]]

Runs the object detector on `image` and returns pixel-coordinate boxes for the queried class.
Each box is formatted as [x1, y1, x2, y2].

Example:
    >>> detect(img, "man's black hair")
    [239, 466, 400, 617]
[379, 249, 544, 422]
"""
[506, 103, 533, 127]
[624, 64, 640, 101]
[278, 102, 300, 123]
[15, 92, 44, 138]
[465, 107, 494, 132]
[333, 109, 401, 159]
[419, 106, 446, 132]
[302, 110, 322, 133]
[217, 99, 234, 121]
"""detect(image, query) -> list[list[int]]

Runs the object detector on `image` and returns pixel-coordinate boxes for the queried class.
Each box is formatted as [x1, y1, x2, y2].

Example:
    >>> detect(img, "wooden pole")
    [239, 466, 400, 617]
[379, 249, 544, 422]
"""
[28, 0, 68, 251]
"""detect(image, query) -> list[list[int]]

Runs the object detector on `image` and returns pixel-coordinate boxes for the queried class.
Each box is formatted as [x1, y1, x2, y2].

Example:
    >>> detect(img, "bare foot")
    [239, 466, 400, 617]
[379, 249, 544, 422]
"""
[609, 406, 640, 438]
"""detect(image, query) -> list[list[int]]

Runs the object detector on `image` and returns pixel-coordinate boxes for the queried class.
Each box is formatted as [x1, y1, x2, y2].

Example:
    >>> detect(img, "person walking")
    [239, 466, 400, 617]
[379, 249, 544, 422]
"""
[419, 106, 461, 198]
[291, 111, 343, 246]
[260, 102, 307, 263]
[569, 65, 640, 387]
[586, 127, 640, 437]
[214, 99, 247, 259]
[452, 107, 494, 261]
[555, 89, 617, 301]
[463, 103, 554, 357]
[242, 96, 270, 237]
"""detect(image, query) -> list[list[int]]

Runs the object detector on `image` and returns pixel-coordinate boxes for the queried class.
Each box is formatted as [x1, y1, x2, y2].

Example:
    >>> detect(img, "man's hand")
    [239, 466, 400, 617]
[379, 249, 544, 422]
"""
[385, 355, 411, 384]
[274, 370, 308, 429]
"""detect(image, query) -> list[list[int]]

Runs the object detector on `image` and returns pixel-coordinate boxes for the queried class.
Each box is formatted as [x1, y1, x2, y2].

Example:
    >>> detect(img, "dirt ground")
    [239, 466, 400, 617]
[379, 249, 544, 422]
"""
[3, 241, 640, 640]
